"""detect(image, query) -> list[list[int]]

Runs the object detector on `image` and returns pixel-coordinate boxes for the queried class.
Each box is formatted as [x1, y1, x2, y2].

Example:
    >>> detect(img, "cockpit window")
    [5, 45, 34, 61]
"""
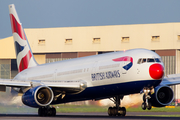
[147, 58, 155, 62]
[137, 58, 161, 64]
[155, 58, 161, 62]
[142, 58, 146, 63]
[137, 58, 142, 64]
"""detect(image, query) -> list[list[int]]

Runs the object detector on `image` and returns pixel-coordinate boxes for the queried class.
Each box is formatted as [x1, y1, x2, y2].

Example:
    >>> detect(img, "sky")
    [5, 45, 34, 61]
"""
[1, 0, 180, 39]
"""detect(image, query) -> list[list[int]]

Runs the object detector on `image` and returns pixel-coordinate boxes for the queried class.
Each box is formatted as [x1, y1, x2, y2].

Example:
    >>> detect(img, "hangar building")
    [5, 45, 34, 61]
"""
[1, 22, 180, 103]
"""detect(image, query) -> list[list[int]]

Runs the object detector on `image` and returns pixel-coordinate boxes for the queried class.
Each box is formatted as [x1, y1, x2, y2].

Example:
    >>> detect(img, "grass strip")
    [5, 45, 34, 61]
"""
[126, 106, 180, 112]
[56, 105, 107, 113]
[139, 115, 180, 117]
[55, 105, 180, 113]
[0, 105, 180, 113]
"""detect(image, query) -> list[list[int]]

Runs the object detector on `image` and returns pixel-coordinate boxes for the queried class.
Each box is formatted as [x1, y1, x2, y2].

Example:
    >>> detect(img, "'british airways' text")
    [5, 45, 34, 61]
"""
[91, 70, 120, 81]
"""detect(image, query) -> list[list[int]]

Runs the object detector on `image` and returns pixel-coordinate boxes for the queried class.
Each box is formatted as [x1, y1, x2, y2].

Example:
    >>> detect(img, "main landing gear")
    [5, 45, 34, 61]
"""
[141, 88, 153, 110]
[38, 106, 56, 116]
[108, 95, 126, 116]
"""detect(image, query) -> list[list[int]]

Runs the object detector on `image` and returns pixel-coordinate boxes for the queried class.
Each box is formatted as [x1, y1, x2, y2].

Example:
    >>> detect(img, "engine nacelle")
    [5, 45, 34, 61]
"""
[150, 85, 174, 107]
[22, 86, 54, 108]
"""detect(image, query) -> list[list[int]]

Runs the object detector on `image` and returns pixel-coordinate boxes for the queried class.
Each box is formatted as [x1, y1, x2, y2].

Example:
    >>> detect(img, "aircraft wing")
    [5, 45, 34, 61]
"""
[160, 74, 180, 86]
[0, 79, 87, 93]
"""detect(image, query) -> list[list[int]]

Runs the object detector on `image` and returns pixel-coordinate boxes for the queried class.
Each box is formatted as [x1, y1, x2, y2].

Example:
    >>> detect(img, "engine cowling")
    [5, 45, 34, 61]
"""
[22, 86, 54, 108]
[150, 85, 174, 107]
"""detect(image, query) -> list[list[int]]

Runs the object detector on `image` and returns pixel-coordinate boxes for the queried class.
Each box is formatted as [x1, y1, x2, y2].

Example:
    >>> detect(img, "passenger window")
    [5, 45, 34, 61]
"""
[155, 58, 161, 62]
[137, 58, 142, 64]
[142, 58, 146, 63]
[147, 58, 155, 62]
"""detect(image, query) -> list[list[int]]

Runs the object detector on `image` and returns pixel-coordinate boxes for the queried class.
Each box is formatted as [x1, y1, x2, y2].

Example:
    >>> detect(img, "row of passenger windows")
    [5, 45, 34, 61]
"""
[137, 58, 161, 64]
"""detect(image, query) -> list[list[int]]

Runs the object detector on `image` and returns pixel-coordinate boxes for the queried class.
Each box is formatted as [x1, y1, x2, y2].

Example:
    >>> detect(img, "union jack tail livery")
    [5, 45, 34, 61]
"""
[9, 4, 38, 72]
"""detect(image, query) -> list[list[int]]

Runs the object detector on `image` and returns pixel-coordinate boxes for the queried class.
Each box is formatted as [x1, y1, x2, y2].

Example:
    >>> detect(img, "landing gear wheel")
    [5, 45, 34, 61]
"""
[117, 107, 126, 116]
[47, 108, 53, 116]
[38, 107, 43, 116]
[147, 102, 152, 110]
[112, 107, 118, 116]
[108, 95, 126, 117]
[121, 107, 126, 116]
[51, 107, 56, 116]
[41, 107, 48, 116]
[38, 106, 56, 117]
[108, 107, 113, 116]
[141, 102, 146, 110]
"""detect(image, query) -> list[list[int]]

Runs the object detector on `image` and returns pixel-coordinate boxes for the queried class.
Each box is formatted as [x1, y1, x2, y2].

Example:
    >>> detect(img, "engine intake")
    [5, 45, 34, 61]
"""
[150, 85, 174, 107]
[22, 86, 54, 108]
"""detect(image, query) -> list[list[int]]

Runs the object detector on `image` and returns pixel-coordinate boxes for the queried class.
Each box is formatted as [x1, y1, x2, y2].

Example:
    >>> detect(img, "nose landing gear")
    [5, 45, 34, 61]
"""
[108, 95, 126, 116]
[141, 88, 153, 110]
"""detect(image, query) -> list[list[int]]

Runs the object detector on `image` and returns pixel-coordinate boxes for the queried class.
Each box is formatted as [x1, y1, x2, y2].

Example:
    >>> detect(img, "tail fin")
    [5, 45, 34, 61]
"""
[9, 4, 38, 72]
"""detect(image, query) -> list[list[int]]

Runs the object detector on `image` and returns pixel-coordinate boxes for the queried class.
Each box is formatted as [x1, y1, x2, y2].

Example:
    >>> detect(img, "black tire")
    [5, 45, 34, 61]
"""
[117, 107, 122, 116]
[47, 108, 53, 116]
[147, 102, 152, 110]
[112, 107, 117, 116]
[118, 107, 126, 116]
[108, 107, 113, 116]
[43, 108, 48, 116]
[38, 107, 43, 116]
[121, 107, 126, 116]
[52, 107, 56, 116]
[141, 102, 146, 110]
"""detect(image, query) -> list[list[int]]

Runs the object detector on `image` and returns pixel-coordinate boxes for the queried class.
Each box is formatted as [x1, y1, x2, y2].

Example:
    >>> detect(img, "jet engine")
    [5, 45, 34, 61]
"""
[22, 86, 54, 108]
[150, 85, 174, 107]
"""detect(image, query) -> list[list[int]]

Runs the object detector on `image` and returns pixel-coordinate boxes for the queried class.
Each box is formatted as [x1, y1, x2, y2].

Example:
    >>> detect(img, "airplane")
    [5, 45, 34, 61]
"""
[2, 4, 180, 116]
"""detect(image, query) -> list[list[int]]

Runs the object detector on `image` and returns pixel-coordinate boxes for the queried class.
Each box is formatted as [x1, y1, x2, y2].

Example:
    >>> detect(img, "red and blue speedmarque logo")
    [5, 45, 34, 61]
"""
[113, 56, 133, 70]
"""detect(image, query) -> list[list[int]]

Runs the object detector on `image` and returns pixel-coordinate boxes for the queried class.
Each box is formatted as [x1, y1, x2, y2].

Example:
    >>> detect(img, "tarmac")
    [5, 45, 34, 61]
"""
[0, 112, 180, 120]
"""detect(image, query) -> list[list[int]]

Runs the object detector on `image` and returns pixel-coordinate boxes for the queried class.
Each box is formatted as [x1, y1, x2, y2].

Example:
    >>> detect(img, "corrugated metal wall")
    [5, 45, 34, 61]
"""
[161, 56, 176, 76]
[161, 55, 177, 104]
[0, 60, 10, 79]
[45, 52, 97, 63]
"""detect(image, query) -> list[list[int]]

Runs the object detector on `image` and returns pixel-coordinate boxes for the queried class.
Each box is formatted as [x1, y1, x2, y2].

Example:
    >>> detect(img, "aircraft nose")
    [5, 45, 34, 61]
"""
[149, 63, 164, 79]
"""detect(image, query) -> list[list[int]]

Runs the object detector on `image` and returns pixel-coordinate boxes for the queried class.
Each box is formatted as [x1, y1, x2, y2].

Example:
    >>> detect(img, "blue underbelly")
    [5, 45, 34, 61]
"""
[51, 79, 162, 104]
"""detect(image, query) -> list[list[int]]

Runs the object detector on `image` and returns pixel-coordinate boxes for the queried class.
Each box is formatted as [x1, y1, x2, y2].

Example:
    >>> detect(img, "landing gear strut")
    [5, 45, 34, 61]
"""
[38, 106, 56, 116]
[108, 95, 126, 116]
[141, 88, 153, 110]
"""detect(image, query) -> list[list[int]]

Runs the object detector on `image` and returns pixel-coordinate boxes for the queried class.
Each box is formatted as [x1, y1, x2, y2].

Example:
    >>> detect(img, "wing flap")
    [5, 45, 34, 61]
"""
[0, 79, 87, 94]
[0, 79, 31, 87]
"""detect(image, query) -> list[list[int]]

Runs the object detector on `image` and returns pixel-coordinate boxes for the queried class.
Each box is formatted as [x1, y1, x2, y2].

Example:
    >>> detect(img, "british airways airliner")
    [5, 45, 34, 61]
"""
[2, 4, 180, 116]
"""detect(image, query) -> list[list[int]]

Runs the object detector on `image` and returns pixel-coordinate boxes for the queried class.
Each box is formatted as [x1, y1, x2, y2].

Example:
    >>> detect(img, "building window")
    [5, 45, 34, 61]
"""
[177, 35, 180, 40]
[65, 39, 72, 44]
[93, 38, 100, 43]
[151, 36, 160, 41]
[121, 37, 129, 42]
[38, 39, 45, 45]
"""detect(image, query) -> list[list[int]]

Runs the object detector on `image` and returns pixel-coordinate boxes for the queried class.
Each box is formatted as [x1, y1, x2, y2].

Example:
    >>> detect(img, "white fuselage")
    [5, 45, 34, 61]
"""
[14, 48, 164, 103]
